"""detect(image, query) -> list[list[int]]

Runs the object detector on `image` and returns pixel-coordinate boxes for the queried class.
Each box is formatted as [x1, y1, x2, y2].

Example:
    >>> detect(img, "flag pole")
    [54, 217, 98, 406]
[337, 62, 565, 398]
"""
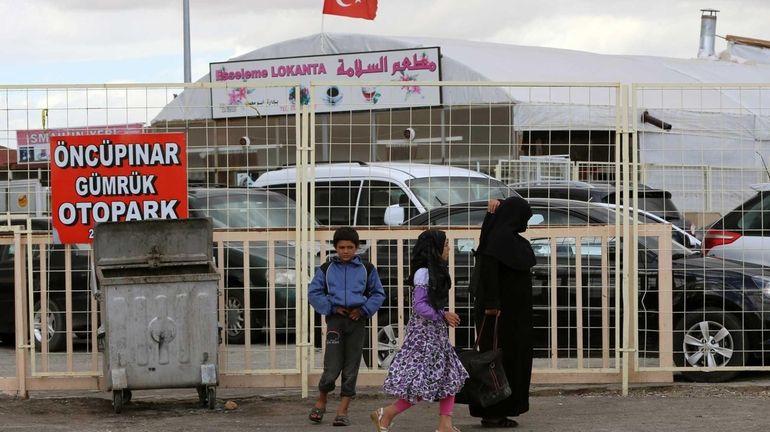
[183, 0, 191, 82]
[321, 14, 326, 53]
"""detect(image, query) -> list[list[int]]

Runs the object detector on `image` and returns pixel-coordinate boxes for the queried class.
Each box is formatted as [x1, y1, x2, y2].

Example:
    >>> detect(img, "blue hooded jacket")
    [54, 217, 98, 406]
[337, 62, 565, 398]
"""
[308, 255, 385, 317]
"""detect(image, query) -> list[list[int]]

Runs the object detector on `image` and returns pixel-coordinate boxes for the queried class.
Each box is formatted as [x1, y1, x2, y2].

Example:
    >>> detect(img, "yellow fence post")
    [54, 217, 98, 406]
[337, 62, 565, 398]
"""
[620, 84, 632, 397]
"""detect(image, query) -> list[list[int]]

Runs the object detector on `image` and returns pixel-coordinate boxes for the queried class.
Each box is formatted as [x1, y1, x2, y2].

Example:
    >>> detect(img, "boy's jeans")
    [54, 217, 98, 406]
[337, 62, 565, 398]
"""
[318, 314, 366, 397]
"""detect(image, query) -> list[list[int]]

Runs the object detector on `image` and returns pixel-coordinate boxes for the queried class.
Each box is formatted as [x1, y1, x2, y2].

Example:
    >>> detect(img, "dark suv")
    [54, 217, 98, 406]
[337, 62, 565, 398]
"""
[512, 181, 689, 230]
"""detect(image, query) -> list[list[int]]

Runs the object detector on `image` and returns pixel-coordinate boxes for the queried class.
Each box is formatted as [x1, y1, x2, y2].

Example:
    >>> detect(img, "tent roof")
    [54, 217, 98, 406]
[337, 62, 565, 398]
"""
[153, 32, 770, 123]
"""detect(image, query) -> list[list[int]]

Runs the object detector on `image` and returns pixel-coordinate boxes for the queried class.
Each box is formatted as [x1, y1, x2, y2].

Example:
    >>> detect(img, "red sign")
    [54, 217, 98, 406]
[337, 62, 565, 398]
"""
[50, 133, 188, 244]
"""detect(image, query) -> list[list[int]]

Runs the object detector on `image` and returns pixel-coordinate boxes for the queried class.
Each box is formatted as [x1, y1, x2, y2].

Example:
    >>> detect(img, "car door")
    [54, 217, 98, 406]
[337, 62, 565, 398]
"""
[528, 207, 611, 355]
[356, 180, 409, 226]
[314, 180, 361, 226]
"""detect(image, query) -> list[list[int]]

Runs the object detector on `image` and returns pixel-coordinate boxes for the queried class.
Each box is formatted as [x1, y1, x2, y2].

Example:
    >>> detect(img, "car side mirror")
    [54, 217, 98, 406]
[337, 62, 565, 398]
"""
[384, 204, 405, 226]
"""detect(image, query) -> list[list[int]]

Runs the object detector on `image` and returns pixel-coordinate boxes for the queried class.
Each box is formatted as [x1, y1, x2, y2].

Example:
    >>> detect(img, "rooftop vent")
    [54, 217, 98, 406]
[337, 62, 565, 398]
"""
[698, 9, 719, 58]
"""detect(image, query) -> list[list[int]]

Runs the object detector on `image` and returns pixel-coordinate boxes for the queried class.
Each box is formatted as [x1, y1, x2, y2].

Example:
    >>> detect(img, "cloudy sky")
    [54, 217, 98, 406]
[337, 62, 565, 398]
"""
[2, 0, 768, 84]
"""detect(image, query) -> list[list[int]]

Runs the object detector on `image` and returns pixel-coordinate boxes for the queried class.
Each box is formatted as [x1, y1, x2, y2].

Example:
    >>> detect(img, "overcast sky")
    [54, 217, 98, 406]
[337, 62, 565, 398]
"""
[2, 0, 768, 84]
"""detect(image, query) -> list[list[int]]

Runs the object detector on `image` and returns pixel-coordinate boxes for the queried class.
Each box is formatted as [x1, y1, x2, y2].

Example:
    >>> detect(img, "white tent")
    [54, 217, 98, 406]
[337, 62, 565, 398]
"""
[155, 32, 770, 117]
[153, 33, 770, 211]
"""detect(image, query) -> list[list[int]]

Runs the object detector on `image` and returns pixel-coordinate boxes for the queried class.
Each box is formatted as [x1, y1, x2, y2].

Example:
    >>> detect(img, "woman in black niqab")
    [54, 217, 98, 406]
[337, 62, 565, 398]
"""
[477, 196, 536, 271]
[469, 196, 536, 428]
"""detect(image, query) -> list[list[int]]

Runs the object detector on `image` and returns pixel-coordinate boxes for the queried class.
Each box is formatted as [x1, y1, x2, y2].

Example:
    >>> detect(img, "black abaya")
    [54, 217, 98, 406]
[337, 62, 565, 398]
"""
[469, 196, 535, 419]
[469, 254, 533, 418]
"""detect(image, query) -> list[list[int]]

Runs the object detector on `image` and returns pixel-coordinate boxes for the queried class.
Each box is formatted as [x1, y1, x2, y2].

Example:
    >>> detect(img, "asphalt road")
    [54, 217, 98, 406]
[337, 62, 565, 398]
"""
[3, 379, 770, 432]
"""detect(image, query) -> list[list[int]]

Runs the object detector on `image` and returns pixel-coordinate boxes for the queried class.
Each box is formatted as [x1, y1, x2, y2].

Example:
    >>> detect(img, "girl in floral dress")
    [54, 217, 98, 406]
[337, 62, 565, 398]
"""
[371, 229, 469, 432]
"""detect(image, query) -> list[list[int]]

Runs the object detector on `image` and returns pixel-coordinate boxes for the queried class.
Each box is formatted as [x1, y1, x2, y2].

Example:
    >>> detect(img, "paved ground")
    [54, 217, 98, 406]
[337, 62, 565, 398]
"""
[3, 377, 770, 431]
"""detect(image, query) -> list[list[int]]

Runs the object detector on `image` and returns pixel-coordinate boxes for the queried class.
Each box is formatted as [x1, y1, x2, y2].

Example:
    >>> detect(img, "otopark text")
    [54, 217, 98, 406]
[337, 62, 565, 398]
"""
[50, 133, 188, 244]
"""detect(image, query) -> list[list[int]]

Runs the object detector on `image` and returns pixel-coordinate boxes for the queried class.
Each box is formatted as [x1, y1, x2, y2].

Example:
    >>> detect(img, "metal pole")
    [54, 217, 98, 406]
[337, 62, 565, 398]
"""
[620, 85, 631, 396]
[183, 0, 191, 83]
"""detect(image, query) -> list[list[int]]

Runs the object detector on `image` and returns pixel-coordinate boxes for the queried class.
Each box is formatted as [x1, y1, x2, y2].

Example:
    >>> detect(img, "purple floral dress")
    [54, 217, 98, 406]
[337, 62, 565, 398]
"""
[382, 268, 469, 403]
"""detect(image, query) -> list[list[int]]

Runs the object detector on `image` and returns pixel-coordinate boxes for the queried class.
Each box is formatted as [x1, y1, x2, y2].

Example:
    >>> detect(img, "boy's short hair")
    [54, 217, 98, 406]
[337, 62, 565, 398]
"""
[333, 227, 360, 247]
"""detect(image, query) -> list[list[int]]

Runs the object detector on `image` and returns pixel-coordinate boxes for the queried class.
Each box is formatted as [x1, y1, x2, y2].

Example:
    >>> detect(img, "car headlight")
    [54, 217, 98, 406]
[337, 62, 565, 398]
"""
[274, 269, 297, 286]
[752, 276, 770, 298]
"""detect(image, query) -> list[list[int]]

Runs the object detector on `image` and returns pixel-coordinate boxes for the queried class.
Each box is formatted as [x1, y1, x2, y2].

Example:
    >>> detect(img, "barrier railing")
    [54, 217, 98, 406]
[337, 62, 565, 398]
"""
[2, 223, 674, 395]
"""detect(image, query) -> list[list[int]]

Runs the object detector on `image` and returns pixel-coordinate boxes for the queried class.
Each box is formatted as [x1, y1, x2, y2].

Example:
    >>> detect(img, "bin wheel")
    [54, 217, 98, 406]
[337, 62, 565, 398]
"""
[122, 389, 132, 403]
[196, 386, 208, 407]
[112, 390, 123, 414]
[206, 386, 216, 409]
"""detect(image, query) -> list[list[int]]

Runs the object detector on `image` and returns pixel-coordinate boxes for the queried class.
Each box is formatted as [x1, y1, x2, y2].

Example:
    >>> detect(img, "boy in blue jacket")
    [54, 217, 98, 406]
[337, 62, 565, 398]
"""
[308, 227, 385, 426]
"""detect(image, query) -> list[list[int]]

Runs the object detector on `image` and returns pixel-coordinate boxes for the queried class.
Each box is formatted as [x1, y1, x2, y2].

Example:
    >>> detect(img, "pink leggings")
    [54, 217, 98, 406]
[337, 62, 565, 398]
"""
[393, 395, 455, 416]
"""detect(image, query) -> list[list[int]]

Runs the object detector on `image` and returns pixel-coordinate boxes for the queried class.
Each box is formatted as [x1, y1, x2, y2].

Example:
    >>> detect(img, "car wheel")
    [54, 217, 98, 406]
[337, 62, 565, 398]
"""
[34, 300, 66, 352]
[674, 307, 743, 382]
[376, 323, 400, 369]
[225, 290, 248, 344]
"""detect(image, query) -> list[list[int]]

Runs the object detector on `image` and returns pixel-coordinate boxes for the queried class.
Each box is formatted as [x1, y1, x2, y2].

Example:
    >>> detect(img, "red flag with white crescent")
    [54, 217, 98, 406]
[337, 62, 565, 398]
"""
[322, 0, 378, 20]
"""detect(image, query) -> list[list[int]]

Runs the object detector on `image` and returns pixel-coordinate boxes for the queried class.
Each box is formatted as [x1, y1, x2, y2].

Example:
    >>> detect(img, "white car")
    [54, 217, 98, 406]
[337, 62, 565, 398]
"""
[249, 162, 516, 226]
[704, 184, 770, 266]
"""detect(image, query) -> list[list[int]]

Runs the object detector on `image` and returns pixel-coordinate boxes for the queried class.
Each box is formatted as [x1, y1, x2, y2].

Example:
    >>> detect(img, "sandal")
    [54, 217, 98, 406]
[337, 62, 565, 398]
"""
[333, 415, 351, 426]
[481, 417, 518, 428]
[370, 408, 390, 432]
[308, 406, 325, 423]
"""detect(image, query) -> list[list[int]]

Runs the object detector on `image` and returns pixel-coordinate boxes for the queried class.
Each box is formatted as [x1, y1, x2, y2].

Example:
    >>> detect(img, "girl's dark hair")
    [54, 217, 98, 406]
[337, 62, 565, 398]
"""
[333, 226, 360, 247]
[407, 229, 451, 310]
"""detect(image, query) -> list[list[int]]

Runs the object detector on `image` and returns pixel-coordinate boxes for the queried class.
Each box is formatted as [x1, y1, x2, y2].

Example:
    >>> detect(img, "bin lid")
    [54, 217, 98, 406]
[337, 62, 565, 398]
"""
[94, 218, 213, 269]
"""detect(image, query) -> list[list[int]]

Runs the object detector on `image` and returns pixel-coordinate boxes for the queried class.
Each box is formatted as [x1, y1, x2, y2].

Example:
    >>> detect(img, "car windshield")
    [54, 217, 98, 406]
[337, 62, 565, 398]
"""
[191, 191, 299, 228]
[407, 176, 514, 210]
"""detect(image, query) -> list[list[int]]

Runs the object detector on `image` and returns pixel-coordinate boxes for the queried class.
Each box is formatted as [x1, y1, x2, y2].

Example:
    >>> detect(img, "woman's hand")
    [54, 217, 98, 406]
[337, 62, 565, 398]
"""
[484, 308, 501, 316]
[487, 199, 501, 214]
[444, 311, 461, 327]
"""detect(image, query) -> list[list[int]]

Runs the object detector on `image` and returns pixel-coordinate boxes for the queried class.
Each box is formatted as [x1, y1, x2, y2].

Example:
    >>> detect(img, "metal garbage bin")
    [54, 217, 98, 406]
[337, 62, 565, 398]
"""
[93, 218, 220, 413]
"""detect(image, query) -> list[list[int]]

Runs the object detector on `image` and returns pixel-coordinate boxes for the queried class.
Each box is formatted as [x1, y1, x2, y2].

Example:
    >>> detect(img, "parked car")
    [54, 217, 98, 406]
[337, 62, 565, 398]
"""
[704, 183, 770, 267]
[249, 161, 518, 227]
[188, 187, 310, 343]
[0, 188, 311, 350]
[0, 217, 91, 351]
[591, 203, 701, 249]
[512, 180, 690, 231]
[398, 198, 770, 382]
[404, 200, 700, 251]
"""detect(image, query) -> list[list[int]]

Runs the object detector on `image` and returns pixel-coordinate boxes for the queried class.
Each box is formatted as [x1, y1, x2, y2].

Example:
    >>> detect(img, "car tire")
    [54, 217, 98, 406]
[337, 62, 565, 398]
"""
[674, 307, 744, 383]
[225, 288, 246, 345]
[374, 322, 400, 369]
[225, 289, 246, 345]
[34, 300, 66, 352]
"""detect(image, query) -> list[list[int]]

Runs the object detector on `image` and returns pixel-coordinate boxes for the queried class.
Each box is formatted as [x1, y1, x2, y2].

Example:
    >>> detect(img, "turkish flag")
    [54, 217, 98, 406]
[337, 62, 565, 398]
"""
[322, 0, 378, 20]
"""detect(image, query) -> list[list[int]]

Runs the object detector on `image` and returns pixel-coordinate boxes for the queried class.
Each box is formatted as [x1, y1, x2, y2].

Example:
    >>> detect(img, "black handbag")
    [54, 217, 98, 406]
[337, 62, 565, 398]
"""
[455, 315, 511, 407]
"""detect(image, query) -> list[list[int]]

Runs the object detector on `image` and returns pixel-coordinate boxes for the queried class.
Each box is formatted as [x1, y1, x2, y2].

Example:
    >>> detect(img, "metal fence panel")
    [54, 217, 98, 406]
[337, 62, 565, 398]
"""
[5, 80, 768, 396]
